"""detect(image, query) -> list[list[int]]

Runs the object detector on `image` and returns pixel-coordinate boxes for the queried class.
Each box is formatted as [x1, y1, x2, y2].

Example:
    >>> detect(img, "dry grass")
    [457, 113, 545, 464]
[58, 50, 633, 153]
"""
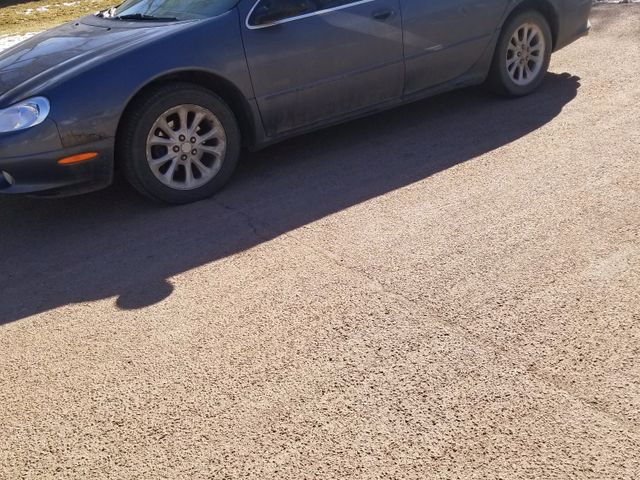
[0, 0, 114, 35]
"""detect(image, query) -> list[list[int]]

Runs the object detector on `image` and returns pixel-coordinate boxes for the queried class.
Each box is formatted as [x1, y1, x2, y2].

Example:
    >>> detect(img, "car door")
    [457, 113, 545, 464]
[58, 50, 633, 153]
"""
[239, 0, 404, 137]
[400, 0, 509, 95]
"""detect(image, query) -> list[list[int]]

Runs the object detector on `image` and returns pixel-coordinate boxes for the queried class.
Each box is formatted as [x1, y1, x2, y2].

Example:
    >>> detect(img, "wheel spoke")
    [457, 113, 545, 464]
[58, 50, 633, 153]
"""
[199, 144, 225, 156]
[192, 157, 211, 175]
[527, 26, 535, 43]
[157, 118, 178, 140]
[149, 153, 176, 168]
[196, 129, 220, 143]
[525, 63, 533, 79]
[162, 158, 178, 181]
[184, 161, 194, 187]
[177, 106, 189, 132]
[187, 112, 204, 137]
[149, 136, 175, 147]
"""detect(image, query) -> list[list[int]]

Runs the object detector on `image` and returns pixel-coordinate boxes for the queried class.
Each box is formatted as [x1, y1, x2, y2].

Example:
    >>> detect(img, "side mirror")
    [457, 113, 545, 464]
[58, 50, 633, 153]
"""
[249, 0, 311, 27]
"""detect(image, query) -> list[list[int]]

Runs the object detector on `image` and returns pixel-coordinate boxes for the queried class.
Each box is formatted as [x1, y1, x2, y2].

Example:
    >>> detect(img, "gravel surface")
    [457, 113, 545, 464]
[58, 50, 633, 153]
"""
[1, 5, 639, 479]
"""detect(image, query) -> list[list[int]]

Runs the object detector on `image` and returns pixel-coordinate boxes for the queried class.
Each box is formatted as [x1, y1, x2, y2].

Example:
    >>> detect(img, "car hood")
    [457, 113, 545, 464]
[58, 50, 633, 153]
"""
[0, 17, 191, 106]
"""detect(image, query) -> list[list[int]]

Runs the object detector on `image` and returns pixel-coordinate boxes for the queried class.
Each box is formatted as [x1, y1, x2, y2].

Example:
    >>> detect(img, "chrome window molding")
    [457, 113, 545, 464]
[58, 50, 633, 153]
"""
[245, 0, 376, 30]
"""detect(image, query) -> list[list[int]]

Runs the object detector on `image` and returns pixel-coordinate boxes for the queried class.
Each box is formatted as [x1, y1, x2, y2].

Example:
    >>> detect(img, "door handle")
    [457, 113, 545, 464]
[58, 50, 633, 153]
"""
[372, 8, 394, 21]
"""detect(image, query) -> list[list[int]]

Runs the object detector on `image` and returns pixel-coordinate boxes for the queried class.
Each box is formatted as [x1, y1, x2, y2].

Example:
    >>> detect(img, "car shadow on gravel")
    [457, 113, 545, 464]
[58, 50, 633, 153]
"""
[0, 73, 580, 325]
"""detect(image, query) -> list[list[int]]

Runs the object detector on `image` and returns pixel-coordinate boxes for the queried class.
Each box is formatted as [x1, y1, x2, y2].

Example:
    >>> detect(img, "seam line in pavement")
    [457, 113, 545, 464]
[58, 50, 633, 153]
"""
[296, 234, 640, 437]
[212, 199, 640, 439]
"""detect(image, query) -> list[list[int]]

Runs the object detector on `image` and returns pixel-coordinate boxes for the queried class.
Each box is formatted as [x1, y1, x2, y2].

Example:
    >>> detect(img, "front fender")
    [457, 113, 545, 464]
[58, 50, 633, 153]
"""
[42, 9, 253, 149]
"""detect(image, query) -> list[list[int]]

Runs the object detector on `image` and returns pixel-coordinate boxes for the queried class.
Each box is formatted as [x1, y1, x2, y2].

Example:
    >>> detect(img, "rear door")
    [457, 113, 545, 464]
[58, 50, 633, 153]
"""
[239, 0, 404, 137]
[400, 0, 509, 95]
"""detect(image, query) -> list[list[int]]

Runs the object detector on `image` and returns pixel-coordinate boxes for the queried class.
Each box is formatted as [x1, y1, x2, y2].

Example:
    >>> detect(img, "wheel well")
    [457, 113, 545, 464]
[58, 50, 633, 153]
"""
[115, 71, 256, 166]
[508, 0, 559, 49]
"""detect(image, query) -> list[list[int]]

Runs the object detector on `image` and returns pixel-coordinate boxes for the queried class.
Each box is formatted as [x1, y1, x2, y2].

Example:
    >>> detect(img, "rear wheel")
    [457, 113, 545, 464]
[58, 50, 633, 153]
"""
[118, 83, 241, 204]
[486, 11, 552, 96]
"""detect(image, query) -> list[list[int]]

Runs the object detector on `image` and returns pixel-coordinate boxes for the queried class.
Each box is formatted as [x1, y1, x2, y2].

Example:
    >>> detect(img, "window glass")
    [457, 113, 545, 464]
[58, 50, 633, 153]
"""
[249, 0, 356, 27]
[315, 0, 354, 8]
[107, 0, 239, 21]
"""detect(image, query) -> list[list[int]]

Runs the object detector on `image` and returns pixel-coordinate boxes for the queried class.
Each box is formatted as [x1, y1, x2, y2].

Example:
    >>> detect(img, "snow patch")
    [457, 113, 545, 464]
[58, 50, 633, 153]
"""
[0, 33, 40, 53]
[22, 2, 80, 15]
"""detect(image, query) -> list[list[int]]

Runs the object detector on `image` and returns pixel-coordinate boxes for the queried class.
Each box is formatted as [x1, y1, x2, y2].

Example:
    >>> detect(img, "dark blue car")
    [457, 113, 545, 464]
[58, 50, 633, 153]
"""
[0, 0, 591, 203]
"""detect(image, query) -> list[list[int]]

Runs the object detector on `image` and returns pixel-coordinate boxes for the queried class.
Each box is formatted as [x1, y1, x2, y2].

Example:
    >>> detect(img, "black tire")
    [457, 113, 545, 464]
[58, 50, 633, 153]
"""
[486, 10, 553, 97]
[117, 82, 241, 204]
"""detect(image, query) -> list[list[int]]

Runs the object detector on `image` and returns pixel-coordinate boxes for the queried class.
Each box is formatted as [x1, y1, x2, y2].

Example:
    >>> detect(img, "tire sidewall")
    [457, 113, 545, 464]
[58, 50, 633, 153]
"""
[127, 87, 241, 204]
[494, 11, 553, 96]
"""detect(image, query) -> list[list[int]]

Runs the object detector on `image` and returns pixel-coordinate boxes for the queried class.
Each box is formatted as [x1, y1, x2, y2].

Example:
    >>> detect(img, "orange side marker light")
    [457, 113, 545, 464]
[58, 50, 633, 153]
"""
[57, 152, 98, 165]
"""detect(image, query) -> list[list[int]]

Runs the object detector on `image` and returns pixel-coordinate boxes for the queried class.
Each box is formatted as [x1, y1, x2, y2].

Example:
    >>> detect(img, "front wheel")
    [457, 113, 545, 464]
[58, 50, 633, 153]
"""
[486, 11, 553, 97]
[118, 83, 241, 204]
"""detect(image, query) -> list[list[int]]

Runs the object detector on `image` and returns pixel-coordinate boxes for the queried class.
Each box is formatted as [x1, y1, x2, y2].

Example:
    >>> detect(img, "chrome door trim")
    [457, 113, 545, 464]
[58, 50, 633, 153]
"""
[245, 0, 377, 30]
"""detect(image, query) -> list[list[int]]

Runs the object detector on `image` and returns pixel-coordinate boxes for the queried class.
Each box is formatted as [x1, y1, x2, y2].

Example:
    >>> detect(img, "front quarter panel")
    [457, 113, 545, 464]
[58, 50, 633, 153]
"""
[41, 10, 253, 149]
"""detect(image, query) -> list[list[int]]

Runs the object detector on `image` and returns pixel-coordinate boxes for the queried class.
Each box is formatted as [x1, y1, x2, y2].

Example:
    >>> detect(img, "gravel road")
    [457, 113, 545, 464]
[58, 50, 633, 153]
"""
[1, 5, 639, 479]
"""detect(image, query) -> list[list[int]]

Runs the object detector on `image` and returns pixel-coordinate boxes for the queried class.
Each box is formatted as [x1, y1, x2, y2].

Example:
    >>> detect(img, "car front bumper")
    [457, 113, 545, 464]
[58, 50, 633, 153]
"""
[0, 119, 113, 197]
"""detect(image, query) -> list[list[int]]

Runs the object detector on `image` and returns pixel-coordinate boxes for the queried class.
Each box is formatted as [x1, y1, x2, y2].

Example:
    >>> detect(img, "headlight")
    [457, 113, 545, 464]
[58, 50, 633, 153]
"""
[0, 97, 50, 133]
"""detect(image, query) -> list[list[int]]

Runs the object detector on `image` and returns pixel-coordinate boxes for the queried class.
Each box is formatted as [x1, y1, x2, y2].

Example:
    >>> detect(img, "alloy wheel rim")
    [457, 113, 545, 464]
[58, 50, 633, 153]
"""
[506, 22, 545, 87]
[146, 104, 227, 191]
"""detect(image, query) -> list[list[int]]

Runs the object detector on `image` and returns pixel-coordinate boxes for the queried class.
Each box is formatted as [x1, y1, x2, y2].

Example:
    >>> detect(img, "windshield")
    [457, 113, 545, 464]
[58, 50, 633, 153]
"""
[103, 0, 238, 21]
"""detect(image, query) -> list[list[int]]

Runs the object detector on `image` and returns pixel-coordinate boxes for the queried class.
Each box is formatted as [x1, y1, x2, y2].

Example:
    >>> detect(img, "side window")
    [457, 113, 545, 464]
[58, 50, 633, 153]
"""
[314, 0, 353, 8]
[248, 0, 315, 26]
[248, 0, 356, 27]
